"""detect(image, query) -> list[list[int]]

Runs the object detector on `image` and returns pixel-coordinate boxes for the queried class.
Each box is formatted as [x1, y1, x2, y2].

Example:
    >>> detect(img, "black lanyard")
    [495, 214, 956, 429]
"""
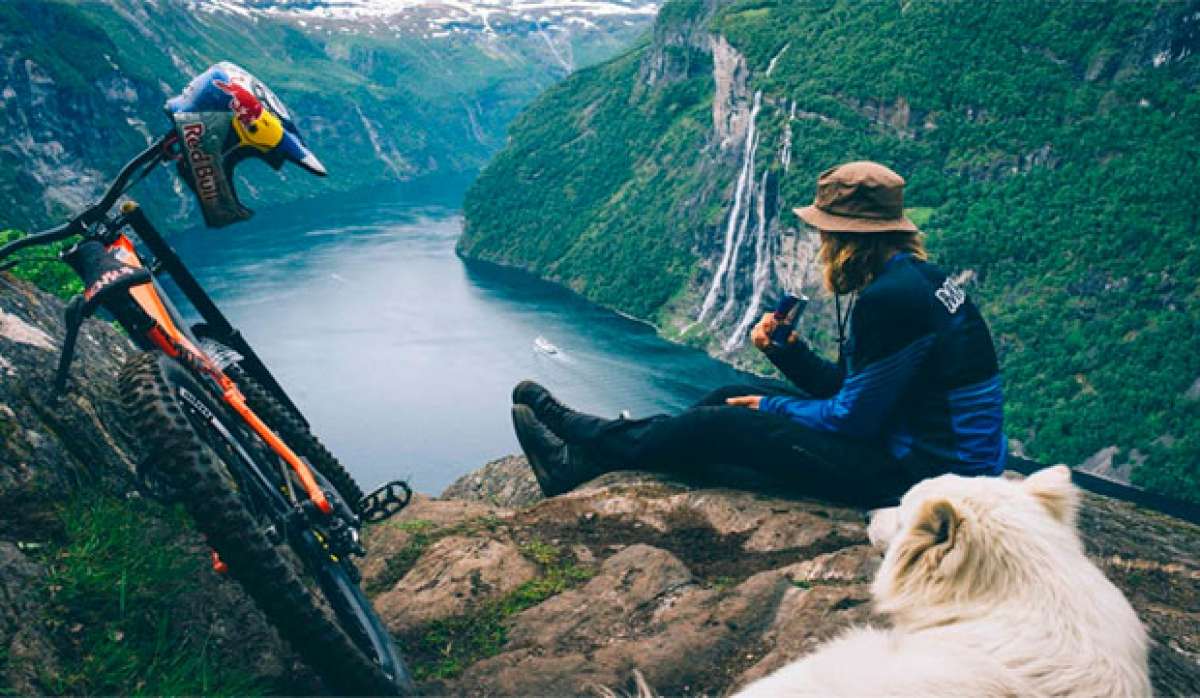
[834, 292, 856, 359]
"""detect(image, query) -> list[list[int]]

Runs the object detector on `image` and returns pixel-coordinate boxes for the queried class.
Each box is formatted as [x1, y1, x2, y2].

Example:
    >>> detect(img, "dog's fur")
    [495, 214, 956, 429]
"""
[735, 466, 1150, 697]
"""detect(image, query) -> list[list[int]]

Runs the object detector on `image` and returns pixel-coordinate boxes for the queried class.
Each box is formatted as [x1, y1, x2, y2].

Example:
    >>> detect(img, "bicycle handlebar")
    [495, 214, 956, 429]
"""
[83, 134, 171, 224]
[0, 134, 172, 264]
[0, 221, 79, 262]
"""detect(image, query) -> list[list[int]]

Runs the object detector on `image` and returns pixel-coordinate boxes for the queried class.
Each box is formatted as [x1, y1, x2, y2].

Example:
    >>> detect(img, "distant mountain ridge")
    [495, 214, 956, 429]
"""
[0, 0, 657, 229]
[216, 0, 659, 38]
[459, 0, 1200, 501]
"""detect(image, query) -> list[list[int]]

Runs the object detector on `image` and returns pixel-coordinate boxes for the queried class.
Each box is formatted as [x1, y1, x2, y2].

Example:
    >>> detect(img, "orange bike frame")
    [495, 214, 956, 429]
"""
[108, 232, 332, 514]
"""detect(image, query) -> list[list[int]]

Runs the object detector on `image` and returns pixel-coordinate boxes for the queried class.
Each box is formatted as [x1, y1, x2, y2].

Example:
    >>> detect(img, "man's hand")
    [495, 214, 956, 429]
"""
[750, 313, 777, 351]
[726, 395, 763, 410]
[750, 312, 798, 352]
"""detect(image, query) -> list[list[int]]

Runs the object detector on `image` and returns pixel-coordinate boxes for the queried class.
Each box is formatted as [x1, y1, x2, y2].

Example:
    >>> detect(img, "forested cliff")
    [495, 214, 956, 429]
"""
[459, 0, 1200, 501]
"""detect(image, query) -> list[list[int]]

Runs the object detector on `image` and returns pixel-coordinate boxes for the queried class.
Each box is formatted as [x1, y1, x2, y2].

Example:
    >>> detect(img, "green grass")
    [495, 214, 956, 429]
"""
[905, 207, 936, 229]
[365, 519, 440, 594]
[0, 229, 82, 300]
[403, 538, 594, 681]
[708, 575, 737, 592]
[0, 643, 12, 696]
[40, 496, 265, 696]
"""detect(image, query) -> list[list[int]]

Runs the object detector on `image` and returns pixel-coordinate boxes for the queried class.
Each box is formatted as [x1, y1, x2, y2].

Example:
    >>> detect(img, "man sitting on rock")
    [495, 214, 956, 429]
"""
[511, 161, 1007, 507]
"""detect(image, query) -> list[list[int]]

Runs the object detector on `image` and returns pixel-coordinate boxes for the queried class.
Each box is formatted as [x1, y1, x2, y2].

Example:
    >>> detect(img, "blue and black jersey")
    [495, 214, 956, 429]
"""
[760, 253, 1006, 477]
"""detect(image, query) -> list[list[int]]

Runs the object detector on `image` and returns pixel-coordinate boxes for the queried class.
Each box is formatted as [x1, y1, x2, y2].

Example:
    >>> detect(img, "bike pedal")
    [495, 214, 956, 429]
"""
[210, 549, 229, 574]
[358, 480, 413, 524]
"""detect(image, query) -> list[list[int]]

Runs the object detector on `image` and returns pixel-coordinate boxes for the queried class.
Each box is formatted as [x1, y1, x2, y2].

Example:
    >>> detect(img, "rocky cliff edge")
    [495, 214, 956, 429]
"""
[374, 456, 1199, 696]
[2, 275, 1198, 695]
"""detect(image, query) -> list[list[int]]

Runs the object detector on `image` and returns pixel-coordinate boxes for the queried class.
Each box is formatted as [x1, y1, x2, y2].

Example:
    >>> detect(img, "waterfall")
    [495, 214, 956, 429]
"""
[536, 25, 574, 72]
[780, 101, 796, 172]
[711, 131, 761, 327]
[726, 169, 773, 351]
[696, 90, 762, 325]
[766, 43, 790, 77]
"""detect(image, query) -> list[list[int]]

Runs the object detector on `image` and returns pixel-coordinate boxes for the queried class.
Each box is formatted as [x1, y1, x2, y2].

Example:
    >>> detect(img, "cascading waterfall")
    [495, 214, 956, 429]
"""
[711, 130, 762, 327]
[696, 45, 797, 348]
[695, 90, 763, 325]
[780, 101, 796, 172]
[725, 169, 774, 350]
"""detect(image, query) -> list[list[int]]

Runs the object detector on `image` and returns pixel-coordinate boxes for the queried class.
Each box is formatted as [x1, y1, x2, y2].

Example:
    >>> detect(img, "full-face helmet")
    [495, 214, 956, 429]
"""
[165, 62, 325, 228]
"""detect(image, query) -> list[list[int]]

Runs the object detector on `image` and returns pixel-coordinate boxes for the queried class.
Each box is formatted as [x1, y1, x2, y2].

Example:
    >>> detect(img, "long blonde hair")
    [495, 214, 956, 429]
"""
[818, 231, 928, 294]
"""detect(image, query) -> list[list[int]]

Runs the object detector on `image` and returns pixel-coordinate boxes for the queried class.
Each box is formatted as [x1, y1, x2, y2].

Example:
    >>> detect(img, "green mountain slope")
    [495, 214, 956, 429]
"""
[0, 0, 651, 229]
[460, 0, 1200, 500]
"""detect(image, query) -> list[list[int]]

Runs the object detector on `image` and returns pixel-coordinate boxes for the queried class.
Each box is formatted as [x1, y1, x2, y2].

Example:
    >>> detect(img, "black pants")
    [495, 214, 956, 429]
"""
[557, 384, 930, 508]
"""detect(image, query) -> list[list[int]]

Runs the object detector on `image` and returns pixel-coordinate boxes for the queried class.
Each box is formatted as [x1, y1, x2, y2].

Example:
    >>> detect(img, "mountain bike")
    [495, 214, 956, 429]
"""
[0, 134, 416, 695]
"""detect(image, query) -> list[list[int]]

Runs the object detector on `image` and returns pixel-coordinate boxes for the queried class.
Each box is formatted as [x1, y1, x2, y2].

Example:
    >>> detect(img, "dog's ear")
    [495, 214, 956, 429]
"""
[1024, 465, 1079, 526]
[898, 498, 964, 578]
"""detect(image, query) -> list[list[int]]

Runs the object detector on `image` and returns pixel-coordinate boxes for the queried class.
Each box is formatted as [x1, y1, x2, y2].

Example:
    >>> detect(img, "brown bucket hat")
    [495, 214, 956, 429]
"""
[794, 161, 919, 233]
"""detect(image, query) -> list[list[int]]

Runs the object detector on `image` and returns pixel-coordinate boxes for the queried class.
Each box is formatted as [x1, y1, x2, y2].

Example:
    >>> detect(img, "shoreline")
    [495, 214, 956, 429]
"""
[453, 246, 778, 379]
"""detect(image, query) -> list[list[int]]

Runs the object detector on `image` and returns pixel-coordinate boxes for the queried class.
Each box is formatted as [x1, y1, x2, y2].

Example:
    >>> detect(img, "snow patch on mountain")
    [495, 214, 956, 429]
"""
[206, 0, 660, 38]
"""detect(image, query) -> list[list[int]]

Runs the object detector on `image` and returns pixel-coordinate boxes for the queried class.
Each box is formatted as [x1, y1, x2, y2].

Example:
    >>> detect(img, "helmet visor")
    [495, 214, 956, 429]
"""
[278, 129, 326, 176]
[237, 72, 326, 176]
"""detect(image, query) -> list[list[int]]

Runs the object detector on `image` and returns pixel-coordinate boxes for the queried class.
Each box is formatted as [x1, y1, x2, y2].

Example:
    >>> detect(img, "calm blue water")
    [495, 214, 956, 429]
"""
[164, 178, 753, 493]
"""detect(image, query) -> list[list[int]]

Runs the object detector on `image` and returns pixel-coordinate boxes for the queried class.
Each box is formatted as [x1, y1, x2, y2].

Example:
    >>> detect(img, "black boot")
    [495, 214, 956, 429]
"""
[512, 380, 606, 439]
[511, 405, 608, 497]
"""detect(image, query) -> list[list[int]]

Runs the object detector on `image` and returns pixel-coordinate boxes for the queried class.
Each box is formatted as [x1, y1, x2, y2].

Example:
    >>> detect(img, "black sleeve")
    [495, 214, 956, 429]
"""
[763, 340, 844, 398]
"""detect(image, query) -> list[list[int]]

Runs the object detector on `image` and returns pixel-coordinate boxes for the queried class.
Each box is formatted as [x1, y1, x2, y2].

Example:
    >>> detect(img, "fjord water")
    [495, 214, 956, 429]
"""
[166, 178, 753, 493]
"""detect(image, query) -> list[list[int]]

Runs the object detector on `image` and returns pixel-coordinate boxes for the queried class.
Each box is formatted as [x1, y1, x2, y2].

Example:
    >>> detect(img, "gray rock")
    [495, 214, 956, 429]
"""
[1185, 376, 1200, 402]
[1078, 445, 1135, 484]
[0, 274, 137, 537]
[397, 458, 1200, 697]
[375, 535, 539, 630]
[442, 454, 545, 508]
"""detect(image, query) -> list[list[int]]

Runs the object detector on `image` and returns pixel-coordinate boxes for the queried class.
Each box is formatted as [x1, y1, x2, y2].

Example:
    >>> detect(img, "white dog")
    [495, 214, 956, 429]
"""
[736, 466, 1151, 697]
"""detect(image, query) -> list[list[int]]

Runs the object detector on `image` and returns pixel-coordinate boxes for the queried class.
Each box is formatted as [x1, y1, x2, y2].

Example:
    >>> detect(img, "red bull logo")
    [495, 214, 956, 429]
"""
[215, 79, 264, 129]
[181, 123, 219, 203]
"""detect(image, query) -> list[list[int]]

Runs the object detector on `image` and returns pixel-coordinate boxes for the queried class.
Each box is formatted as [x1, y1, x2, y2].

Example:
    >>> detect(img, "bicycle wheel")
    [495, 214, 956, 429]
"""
[222, 359, 366, 509]
[119, 352, 413, 695]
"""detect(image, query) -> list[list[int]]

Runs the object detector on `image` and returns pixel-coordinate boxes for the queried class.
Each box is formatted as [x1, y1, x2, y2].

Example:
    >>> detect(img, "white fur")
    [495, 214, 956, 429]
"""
[737, 466, 1151, 697]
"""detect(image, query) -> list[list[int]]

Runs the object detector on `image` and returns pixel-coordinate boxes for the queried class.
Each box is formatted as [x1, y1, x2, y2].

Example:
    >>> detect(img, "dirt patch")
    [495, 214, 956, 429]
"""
[517, 506, 865, 585]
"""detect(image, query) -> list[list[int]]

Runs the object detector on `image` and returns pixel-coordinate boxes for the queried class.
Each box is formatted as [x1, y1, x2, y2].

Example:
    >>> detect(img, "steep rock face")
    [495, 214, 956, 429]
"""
[0, 275, 307, 693]
[457, 0, 843, 366]
[637, 0, 721, 88]
[709, 34, 750, 150]
[0, 274, 136, 538]
[359, 456, 1200, 696]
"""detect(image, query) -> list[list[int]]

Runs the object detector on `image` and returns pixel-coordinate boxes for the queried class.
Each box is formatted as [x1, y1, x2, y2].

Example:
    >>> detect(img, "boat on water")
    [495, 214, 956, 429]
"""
[533, 335, 559, 355]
